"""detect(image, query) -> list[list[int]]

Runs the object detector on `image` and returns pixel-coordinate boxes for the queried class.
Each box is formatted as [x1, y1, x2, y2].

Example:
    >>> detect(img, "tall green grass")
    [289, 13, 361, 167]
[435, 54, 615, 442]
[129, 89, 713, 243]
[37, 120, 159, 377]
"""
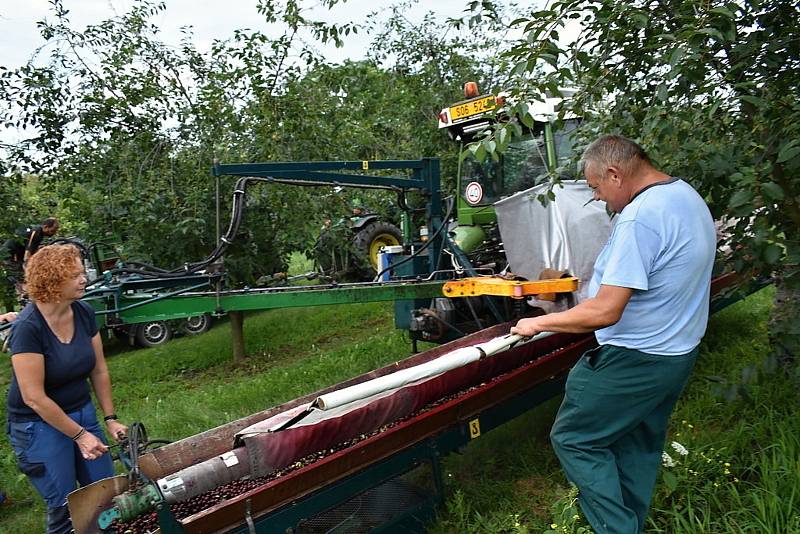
[1, 287, 797, 534]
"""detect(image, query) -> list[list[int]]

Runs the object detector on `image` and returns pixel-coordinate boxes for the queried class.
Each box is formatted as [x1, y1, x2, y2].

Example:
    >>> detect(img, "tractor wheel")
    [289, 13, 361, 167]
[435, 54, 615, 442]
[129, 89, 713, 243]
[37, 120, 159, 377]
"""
[134, 321, 173, 348]
[181, 314, 212, 336]
[352, 221, 402, 274]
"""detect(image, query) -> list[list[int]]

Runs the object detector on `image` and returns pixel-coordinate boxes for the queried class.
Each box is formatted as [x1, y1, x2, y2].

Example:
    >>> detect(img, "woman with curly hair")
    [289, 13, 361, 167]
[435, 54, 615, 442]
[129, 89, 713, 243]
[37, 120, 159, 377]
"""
[6, 244, 127, 534]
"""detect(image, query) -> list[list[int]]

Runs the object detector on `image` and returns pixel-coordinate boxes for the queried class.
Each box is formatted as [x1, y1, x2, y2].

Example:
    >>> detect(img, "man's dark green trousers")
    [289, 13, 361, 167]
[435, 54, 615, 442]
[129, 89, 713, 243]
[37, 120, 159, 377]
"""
[550, 344, 698, 533]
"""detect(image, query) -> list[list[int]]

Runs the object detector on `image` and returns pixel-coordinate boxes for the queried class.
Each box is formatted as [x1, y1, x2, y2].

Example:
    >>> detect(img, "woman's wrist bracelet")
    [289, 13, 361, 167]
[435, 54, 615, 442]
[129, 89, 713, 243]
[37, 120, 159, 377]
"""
[103, 414, 118, 422]
[71, 427, 86, 441]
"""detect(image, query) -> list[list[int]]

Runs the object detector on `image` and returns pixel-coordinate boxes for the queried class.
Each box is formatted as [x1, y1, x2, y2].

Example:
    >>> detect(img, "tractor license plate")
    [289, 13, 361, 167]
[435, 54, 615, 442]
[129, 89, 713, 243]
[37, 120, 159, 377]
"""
[449, 96, 496, 122]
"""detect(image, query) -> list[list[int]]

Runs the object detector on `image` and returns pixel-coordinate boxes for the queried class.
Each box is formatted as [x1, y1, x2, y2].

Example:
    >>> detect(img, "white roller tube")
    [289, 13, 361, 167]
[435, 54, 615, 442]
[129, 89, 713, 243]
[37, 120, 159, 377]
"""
[312, 332, 552, 411]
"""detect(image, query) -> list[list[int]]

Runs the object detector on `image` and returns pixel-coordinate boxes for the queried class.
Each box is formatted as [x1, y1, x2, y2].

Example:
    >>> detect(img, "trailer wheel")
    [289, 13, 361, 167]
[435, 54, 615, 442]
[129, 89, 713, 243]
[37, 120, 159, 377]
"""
[134, 321, 173, 348]
[352, 221, 402, 273]
[181, 314, 212, 336]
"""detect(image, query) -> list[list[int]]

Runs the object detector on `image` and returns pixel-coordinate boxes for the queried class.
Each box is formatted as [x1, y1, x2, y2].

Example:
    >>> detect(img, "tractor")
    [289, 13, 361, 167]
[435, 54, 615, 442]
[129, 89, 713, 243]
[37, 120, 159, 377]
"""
[312, 199, 402, 281]
[438, 82, 580, 263]
[401, 82, 590, 344]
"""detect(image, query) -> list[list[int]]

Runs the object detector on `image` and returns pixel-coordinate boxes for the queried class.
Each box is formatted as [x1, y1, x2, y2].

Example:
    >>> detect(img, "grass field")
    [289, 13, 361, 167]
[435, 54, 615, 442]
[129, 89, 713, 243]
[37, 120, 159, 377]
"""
[1, 286, 798, 533]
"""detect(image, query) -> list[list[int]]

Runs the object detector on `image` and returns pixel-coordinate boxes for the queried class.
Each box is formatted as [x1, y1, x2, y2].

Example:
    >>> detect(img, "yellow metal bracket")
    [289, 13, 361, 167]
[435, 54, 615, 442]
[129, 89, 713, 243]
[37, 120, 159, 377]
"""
[442, 276, 579, 300]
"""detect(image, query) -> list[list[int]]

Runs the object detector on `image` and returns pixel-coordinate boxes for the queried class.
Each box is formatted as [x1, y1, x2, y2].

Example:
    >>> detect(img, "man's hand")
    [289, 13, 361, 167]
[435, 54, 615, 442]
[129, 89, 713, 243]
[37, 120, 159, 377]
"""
[510, 317, 548, 337]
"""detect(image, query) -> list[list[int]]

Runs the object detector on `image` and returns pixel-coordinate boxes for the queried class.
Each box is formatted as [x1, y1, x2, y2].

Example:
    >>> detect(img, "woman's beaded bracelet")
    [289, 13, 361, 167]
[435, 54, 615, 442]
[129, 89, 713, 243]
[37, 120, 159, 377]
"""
[103, 414, 118, 422]
[71, 427, 86, 441]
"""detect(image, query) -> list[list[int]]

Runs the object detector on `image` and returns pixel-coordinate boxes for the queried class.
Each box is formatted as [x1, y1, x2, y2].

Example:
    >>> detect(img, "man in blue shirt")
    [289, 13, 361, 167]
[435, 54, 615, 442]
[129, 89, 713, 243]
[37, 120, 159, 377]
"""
[512, 135, 716, 533]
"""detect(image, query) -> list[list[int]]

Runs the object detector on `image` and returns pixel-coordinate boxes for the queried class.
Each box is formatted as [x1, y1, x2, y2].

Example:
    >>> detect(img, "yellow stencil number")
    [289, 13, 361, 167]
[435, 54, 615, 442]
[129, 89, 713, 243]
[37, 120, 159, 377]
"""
[469, 418, 481, 439]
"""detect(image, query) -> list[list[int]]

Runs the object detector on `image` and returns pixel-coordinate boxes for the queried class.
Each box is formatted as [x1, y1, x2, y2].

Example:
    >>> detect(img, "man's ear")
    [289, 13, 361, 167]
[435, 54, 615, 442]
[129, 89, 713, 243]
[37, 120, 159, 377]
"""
[606, 165, 624, 187]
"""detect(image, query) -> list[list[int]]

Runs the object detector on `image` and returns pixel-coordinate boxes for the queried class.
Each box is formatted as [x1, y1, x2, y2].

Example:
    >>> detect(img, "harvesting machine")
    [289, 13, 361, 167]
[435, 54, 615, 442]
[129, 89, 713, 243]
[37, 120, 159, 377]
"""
[59, 84, 752, 533]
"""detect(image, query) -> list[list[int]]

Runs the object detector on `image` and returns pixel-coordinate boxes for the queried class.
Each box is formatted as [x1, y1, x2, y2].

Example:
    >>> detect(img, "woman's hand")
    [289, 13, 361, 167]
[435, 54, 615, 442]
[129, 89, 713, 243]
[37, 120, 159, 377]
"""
[106, 420, 128, 442]
[75, 430, 109, 461]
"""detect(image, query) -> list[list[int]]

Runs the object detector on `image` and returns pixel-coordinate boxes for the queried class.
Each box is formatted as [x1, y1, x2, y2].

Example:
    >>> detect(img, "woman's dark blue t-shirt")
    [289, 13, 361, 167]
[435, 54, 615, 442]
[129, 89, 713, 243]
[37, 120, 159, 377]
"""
[6, 300, 99, 422]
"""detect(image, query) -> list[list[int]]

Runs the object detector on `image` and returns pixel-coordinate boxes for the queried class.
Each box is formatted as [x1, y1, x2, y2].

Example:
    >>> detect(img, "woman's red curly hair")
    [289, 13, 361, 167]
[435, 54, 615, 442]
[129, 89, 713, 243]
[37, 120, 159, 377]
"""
[24, 245, 83, 303]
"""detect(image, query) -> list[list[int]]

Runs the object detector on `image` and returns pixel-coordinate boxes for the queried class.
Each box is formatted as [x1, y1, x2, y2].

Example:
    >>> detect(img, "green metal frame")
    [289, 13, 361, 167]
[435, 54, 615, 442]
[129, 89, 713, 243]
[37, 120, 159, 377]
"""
[213, 158, 443, 278]
[96, 281, 445, 323]
[89, 159, 445, 331]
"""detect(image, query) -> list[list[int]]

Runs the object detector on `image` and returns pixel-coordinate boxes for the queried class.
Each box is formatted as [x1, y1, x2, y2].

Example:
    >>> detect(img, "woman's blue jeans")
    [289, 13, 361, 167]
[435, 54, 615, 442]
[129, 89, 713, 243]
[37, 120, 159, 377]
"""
[8, 401, 114, 534]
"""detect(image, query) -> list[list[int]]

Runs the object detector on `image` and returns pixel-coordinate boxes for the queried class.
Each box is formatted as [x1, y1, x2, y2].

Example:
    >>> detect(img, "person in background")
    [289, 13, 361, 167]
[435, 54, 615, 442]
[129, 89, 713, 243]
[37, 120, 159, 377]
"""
[511, 134, 716, 534]
[6, 244, 127, 534]
[0, 310, 17, 507]
[2, 217, 60, 309]
[3, 217, 60, 265]
[25, 217, 60, 261]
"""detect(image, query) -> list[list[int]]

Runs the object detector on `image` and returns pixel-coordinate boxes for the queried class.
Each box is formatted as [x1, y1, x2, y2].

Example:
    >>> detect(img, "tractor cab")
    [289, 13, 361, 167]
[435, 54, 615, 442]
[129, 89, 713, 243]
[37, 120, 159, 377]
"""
[438, 83, 579, 232]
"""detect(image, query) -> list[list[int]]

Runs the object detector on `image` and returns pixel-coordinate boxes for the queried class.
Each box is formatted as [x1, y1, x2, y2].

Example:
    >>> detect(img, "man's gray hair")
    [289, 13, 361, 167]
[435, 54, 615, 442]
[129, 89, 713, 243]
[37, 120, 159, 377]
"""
[580, 135, 652, 177]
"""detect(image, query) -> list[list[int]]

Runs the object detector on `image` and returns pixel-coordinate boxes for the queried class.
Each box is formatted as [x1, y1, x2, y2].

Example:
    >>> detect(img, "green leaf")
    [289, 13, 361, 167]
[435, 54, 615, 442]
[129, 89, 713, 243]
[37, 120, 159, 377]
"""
[728, 189, 753, 208]
[472, 142, 487, 162]
[763, 244, 782, 264]
[498, 126, 508, 147]
[696, 27, 725, 41]
[512, 60, 529, 75]
[540, 53, 559, 68]
[739, 95, 766, 108]
[663, 470, 678, 492]
[760, 182, 784, 200]
[709, 6, 736, 19]
[777, 140, 800, 163]
[657, 83, 668, 102]
[669, 47, 685, 67]
[708, 99, 721, 118]
[630, 12, 649, 29]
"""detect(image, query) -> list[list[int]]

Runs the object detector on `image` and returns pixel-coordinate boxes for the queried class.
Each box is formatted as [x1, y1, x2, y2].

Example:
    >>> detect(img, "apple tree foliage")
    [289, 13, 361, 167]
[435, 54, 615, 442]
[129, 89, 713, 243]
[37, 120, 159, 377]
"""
[475, 0, 799, 365]
[0, 0, 504, 287]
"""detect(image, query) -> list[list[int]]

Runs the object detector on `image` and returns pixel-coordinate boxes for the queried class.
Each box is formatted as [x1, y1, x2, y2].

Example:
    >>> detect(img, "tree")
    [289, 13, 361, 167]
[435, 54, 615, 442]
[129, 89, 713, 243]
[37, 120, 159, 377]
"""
[0, 0, 514, 354]
[481, 0, 799, 365]
[0, 0, 360, 281]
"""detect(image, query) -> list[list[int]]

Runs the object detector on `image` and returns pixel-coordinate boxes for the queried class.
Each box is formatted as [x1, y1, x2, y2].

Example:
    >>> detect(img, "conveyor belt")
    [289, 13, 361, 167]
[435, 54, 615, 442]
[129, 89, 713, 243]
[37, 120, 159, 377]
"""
[92, 272, 746, 532]
[180, 329, 591, 533]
